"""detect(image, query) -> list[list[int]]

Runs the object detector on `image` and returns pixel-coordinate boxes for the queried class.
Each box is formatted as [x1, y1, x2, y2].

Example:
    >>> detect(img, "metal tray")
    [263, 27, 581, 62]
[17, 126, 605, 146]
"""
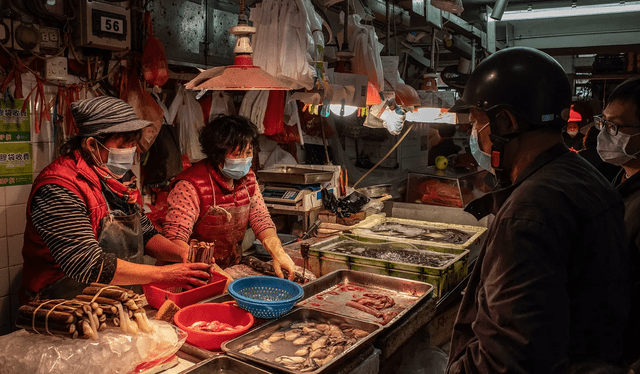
[222, 308, 382, 374]
[257, 167, 334, 185]
[349, 216, 487, 250]
[296, 270, 433, 328]
[178, 355, 274, 374]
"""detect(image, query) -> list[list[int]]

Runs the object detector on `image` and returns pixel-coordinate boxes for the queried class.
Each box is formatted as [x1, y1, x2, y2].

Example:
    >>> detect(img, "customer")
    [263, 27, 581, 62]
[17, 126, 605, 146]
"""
[20, 97, 212, 303]
[578, 126, 622, 182]
[446, 47, 629, 374]
[594, 76, 640, 367]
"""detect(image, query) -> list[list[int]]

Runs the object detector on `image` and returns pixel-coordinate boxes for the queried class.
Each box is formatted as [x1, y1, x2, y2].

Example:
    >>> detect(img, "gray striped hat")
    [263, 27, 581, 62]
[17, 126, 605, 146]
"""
[71, 96, 153, 137]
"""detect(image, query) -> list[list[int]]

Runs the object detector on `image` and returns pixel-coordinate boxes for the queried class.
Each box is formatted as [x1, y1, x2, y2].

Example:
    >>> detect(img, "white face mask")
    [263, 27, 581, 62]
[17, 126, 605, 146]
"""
[596, 130, 640, 166]
[469, 123, 494, 174]
[95, 141, 136, 178]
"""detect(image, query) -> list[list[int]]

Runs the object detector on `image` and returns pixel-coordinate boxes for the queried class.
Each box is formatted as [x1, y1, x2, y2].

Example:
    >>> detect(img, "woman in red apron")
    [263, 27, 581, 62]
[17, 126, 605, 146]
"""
[163, 115, 296, 281]
[21, 96, 212, 303]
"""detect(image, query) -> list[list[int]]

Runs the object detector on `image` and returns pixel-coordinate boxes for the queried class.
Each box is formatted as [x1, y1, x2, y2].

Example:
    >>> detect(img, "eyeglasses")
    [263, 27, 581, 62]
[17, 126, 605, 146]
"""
[594, 115, 640, 136]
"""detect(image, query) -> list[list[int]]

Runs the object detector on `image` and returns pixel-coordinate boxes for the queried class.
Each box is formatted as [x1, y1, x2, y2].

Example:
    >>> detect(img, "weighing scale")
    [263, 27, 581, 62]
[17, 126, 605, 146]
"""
[261, 185, 321, 205]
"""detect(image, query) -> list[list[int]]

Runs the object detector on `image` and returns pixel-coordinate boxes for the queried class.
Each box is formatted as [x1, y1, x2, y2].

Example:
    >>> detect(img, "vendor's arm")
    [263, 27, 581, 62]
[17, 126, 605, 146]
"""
[251, 188, 296, 280]
[163, 180, 200, 247]
[140, 211, 188, 262]
[447, 217, 570, 374]
[31, 184, 209, 288]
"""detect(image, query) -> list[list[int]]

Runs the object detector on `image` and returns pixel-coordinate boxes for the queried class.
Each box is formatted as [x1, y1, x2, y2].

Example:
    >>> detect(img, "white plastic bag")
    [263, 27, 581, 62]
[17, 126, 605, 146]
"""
[347, 14, 384, 92]
[168, 84, 206, 162]
[208, 90, 236, 120]
[0, 321, 185, 374]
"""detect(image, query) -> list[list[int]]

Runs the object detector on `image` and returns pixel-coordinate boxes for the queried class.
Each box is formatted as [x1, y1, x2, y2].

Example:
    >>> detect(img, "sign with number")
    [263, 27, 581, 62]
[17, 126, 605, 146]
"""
[92, 9, 127, 40]
[0, 99, 30, 142]
[0, 142, 33, 186]
[100, 16, 123, 34]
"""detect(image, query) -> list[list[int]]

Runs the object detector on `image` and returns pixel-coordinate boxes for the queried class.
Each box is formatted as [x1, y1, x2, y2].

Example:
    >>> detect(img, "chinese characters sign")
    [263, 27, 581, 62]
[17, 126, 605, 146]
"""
[0, 99, 31, 142]
[0, 143, 33, 186]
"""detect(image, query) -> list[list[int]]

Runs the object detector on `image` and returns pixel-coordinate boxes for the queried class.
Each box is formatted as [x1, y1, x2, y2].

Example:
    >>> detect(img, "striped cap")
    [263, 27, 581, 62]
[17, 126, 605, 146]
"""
[71, 96, 153, 137]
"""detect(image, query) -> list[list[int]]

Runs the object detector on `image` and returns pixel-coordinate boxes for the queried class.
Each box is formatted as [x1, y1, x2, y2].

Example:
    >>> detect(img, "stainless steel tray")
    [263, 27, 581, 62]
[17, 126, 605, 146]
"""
[257, 167, 334, 185]
[178, 355, 274, 374]
[222, 308, 382, 374]
[296, 270, 433, 328]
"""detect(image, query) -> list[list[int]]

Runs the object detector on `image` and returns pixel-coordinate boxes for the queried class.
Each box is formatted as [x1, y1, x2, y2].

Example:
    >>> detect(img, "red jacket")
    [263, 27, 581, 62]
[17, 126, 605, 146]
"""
[22, 150, 109, 295]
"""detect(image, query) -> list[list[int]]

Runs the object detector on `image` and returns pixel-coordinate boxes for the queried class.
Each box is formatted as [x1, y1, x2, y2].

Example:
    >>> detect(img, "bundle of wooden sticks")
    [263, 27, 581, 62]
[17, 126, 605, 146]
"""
[16, 283, 153, 340]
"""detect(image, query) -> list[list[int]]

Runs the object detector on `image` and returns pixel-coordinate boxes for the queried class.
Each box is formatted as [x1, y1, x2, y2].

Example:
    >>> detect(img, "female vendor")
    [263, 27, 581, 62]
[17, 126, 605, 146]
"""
[163, 115, 297, 280]
[21, 96, 212, 303]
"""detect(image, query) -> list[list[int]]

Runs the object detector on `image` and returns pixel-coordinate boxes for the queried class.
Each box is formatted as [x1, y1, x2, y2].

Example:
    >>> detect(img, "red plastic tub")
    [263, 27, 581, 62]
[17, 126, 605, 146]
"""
[174, 302, 254, 350]
[143, 272, 227, 309]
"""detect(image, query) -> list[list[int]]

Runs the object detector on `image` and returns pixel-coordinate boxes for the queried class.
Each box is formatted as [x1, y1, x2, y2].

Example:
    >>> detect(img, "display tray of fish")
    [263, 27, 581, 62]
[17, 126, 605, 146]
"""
[222, 308, 382, 374]
[296, 270, 433, 328]
[349, 216, 487, 250]
[176, 355, 274, 374]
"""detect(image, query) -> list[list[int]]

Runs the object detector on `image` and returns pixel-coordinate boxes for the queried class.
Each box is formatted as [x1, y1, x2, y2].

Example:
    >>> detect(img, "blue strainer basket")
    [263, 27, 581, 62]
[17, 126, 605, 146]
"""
[227, 276, 304, 319]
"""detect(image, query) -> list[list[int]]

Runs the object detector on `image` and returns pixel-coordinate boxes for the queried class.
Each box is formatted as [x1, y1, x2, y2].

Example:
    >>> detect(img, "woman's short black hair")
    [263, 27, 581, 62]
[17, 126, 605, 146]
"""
[199, 115, 259, 169]
[607, 76, 640, 121]
[59, 130, 142, 163]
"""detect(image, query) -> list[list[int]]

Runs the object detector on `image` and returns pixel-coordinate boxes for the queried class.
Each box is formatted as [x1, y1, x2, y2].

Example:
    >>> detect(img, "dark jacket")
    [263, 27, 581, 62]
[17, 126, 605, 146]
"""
[562, 132, 585, 151]
[447, 144, 629, 374]
[617, 171, 640, 363]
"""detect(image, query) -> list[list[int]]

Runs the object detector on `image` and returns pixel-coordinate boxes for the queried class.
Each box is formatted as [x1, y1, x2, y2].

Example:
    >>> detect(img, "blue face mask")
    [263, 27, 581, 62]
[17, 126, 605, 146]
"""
[221, 156, 252, 180]
[470, 124, 494, 174]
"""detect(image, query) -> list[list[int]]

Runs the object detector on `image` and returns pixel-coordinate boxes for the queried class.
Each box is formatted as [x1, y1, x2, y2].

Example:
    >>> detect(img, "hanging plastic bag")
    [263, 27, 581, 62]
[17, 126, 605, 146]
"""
[209, 91, 236, 119]
[347, 14, 384, 92]
[168, 84, 206, 162]
[141, 12, 169, 88]
[121, 62, 163, 153]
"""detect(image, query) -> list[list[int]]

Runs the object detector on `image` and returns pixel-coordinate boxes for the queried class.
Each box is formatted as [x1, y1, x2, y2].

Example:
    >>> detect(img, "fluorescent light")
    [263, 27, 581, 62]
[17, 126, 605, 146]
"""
[500, 1, 640, 21]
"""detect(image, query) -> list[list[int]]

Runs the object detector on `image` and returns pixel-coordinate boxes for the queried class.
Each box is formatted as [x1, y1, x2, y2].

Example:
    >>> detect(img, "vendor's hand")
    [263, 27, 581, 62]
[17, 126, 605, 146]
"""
[211, 263, 234, 292]
[158, 262, 212, 290]
[263, 236, 297, 280]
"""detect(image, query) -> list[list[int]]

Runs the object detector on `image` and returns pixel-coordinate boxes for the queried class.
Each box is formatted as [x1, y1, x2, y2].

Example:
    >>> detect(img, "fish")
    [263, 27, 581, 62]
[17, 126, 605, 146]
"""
[330, 345, 345, 355]
[303, 326, 321, 335]
[352, 328, 368, 338]
[316, 323, 330, 331]
[291, 322, 315, 329]
[239, 345, 261, 356]
[275, 356, 306, 364]
[295, 345, 310, 356]
[309, 348, 329, 359]
[268, 331, 285, 342]
[285, 329, 302, 341]
[311, 336, 329, 351]
[293, 335, 315, 345]
[259, 339, 274, 353]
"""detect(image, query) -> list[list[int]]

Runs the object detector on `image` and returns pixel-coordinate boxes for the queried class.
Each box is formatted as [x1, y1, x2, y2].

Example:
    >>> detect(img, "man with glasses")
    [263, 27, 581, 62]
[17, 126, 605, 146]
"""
[595, 76, 640, 367]
[446, 47, 630, 374]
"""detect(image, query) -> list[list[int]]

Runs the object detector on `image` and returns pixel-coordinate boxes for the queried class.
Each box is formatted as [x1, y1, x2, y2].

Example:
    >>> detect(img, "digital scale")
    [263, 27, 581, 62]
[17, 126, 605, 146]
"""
[261, 185, 320, 205]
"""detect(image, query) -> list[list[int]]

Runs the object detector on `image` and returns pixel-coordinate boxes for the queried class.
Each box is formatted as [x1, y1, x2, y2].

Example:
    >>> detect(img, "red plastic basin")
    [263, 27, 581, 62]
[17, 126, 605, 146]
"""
[143, 272, 227, 309]
[174, 302, 254, 350]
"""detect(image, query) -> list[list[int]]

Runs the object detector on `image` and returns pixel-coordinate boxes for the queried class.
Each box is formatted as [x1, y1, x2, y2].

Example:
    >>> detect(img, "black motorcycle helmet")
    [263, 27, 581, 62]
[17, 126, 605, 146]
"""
[450, 46, 572, 131]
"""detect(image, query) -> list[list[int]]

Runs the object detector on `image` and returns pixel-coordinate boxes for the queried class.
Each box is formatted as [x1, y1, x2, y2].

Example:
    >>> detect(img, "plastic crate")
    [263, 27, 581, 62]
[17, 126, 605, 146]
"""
[143, 272, 227, 309]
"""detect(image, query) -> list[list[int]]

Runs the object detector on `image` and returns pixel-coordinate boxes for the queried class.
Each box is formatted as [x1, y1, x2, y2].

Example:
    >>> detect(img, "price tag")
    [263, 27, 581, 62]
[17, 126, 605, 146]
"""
[100, 16, 123, 34]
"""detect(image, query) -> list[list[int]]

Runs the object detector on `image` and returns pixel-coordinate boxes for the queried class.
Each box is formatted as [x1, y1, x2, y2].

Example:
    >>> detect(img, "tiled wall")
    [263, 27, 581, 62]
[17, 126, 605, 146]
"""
[0, 76, 59, 335]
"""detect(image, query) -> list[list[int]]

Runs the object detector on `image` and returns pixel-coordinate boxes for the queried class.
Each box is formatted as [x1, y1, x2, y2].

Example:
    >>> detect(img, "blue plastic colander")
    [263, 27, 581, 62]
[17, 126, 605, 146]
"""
[227, 276, 304, 319]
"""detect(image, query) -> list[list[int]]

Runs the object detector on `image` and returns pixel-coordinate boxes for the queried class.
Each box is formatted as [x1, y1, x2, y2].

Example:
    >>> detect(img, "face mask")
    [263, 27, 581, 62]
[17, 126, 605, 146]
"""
[95, 141, 136, 178]
[567, 130, 579, 137]
[597, 130, 640, 166]
[221, 156, 252, 180]
[470, 124, 494, 174]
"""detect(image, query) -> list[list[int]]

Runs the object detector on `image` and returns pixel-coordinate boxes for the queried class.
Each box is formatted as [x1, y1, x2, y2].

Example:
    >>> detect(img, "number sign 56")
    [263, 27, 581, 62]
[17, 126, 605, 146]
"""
[100, 16, 123, 34]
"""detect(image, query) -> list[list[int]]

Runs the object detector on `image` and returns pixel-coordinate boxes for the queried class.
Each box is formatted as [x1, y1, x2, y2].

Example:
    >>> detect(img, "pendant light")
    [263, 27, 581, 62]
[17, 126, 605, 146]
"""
[185, 0, 291, 91]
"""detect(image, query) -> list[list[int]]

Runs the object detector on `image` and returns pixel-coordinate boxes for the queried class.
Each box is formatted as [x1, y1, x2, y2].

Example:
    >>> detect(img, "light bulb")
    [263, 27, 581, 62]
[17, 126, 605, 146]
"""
[329, 104, 358, 117]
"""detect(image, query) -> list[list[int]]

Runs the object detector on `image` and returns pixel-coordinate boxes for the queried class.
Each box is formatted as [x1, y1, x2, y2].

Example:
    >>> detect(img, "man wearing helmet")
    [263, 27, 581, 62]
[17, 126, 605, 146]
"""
[446, 47, 630, 374]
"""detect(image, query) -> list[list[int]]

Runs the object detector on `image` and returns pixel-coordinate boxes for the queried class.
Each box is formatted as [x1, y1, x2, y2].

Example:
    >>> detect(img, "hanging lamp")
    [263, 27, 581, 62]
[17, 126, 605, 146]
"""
[185, 0, 291, 91]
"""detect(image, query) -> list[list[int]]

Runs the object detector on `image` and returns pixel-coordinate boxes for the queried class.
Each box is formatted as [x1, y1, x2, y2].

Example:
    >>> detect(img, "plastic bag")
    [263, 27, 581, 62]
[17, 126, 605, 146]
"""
[121, 63, 164, 153]
[208, 91, 236, 119]
[347, 14, 384, 92]
[0, 320, 186, 374]
[141, 12, 169, 87]
[168, 84, 206, 162]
